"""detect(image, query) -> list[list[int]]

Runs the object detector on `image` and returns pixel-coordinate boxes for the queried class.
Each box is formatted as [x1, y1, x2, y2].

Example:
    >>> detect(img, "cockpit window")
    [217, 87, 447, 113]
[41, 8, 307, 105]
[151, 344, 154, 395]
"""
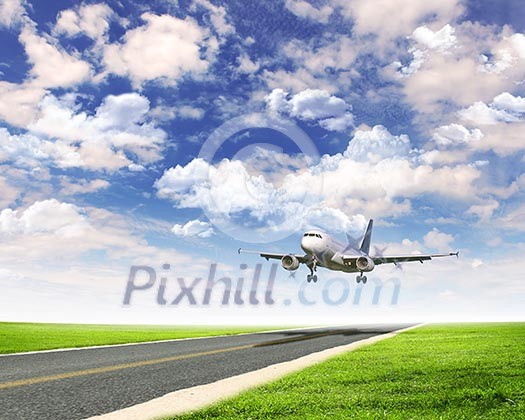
[305, 233, 322, 238]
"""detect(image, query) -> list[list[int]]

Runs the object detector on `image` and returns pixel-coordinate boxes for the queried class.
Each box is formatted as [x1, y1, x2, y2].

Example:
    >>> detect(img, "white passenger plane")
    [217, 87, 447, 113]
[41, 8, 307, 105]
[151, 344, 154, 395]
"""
[239, 219, 458, 283]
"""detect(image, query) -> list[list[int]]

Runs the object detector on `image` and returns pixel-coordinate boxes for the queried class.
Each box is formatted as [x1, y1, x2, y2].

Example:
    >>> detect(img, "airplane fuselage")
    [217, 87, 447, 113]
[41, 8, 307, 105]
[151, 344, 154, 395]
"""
[300, 230, 366, 273]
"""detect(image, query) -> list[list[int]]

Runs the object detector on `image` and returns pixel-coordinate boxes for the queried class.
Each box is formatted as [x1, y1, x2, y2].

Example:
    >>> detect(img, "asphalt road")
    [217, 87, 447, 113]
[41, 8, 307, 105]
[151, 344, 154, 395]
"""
[0, 324, 410, 420]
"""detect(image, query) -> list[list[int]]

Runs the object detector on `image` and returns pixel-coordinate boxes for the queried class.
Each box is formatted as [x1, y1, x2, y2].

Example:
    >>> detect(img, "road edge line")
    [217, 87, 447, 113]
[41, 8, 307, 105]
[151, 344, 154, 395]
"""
[0, 326, 319, 357]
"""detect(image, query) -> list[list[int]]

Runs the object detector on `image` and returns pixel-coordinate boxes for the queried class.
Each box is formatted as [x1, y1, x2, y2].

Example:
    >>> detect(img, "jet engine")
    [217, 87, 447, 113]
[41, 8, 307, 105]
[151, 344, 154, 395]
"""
[356, 256, 375, 272]
[281, 254, 300, 271]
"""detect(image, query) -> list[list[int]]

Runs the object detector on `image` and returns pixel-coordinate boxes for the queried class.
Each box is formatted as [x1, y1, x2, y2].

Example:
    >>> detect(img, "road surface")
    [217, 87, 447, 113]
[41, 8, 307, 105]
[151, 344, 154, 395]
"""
[0, 324, 411, 419]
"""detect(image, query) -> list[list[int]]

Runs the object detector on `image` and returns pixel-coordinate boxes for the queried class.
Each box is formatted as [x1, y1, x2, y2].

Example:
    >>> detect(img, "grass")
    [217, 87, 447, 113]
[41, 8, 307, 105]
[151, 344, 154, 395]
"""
[0, 322, 274, 354]
[173, 323, 525, 419]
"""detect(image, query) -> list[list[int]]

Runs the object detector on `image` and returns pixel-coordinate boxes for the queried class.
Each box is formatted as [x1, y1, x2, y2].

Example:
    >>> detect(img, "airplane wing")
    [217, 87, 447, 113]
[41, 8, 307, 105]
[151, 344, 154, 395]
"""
[372, 252, 459, 266]
[238, 248, 310, 263]
[341, 252, 458, 266]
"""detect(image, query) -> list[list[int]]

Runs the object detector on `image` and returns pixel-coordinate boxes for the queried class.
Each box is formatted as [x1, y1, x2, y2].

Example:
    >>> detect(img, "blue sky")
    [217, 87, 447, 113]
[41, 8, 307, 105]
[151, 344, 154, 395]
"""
[0, 0, 524, 324]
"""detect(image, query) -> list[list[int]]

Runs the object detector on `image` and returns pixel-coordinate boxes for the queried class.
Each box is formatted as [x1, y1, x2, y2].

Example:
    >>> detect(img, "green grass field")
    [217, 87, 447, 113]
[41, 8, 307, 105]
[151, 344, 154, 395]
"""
[0, 322, 272, 354]
[173, 323, 525, 419]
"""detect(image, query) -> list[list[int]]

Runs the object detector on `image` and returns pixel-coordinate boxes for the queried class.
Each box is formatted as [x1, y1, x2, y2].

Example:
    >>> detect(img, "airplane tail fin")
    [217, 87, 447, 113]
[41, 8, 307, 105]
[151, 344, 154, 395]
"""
[359, 219, 373, 255]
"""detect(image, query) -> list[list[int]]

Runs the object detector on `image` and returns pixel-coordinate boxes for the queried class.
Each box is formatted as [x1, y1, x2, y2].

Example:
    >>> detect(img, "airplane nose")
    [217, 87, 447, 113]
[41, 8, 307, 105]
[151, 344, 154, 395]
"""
[301, 236, 317, 252]
[300, 236, 310, 252]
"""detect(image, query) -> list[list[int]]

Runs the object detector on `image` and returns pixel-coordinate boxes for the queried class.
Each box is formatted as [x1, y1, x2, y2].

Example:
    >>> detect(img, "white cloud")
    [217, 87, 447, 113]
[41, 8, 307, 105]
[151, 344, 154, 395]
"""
[262, 68, 338, 94]
[0, 93, 167, 171]
[0, 81, 47, 127]
[59, 178, 110, 195]
[423, 228, 454, 251]
[237, 54, 260, 74]
[396, 25, 457, 77]
[492, 92, 525, 114]
[19, 24, 91, 88]
[412, 24, 457, 52]
[26, 93, 167, 171]
[471, 121, 525, 156]
[390, 23, 525, 116]
[0, 128, 53, 167]
[55, 3, 114, 41]
[0, 0, 27, 28]
[335, 0, 462, 48]
[458, 101, 519, 125]
[266, 88, 354, 132]
[179, 105, 205, 120]
[288, 89, 347, 119]
[432, 123, 483, 146]
[467, 199, 499, 222]
[155, 126, 483, 234]
[284, 0, 333, 23]
[192, 0, 234, 36]
[345, 125, 411, 162]
[302, 208, 366, 235]
[172, 220, 214, 238]
[103, 13, 216, 87]
[151, 104, 205, 122]
[0, 199, 89, 237]
[265, 36, 357, 94]
[0, 200, 205, 267]
[394, 47, 426, 77]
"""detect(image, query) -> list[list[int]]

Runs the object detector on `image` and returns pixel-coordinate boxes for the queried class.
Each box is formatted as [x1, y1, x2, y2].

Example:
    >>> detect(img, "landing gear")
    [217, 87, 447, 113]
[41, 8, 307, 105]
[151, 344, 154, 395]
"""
[307, 274, 318, 283]
[356, 274, 367, 284]
[306, 258, 318, 283]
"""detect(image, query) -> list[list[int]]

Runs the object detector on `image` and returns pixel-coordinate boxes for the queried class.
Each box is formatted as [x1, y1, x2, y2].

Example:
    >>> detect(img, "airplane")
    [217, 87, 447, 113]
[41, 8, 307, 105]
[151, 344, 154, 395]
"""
[238, 219, 459, 284]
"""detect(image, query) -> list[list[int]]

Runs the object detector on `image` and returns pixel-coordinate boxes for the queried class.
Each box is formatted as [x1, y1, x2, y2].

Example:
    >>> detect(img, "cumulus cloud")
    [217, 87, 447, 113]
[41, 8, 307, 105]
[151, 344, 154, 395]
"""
[455, 92, 525, 158]
[0, 81, 47, 127]
[396, 25, 457, 77]
[103, 13, 216, 87]
[263, 35, 357, 95]
[492, 92, 525, 114]
[155, 125, 483, 237]
[55, 3, 114, 42]
[302, 208, 366, 236]
[0, 0, 27, 28]
[432, 123, 483, 146]
[0, 199, 196, 264]
[423, 228, 454, 251]
[0, 199, 89, 237]
[393, 23, 525, 115]
[19, 24, 91, 88]
[266, 88, 354, 132]
[0, 128, 53, 167]
[344, 125, 411, 162]
[237, 54, 260, 74]
[412, 24, 457, 52]
[192, 0, 234, 36]
[0, 93, 167, 171]
[284, 0, 333, 23]
[172, 219, 214, 238]
[335, 0, 462, 48]
[458, 101, 519, 125]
